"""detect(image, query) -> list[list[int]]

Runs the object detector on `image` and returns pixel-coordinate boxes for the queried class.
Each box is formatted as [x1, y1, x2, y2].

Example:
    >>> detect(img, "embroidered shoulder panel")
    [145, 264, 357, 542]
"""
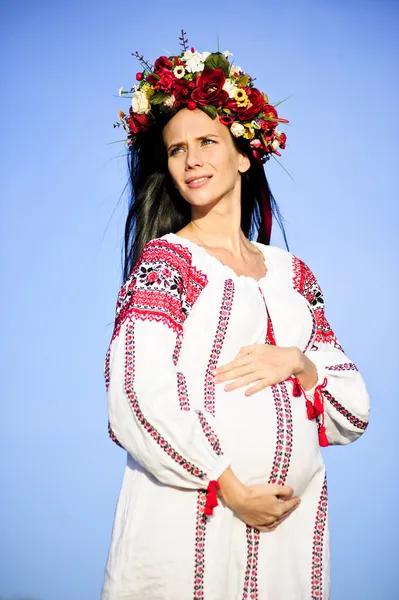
[292, 256, 342, 350]
[115, 238, 208, 335]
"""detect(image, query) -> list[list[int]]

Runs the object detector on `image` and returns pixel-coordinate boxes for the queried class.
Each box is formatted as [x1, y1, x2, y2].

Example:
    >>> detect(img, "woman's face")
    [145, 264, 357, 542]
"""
[163, 108, 250, 209]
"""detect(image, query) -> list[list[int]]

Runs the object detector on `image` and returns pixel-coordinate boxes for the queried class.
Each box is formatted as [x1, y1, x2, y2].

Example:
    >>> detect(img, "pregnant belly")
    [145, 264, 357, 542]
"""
[212, 381, 324, 497]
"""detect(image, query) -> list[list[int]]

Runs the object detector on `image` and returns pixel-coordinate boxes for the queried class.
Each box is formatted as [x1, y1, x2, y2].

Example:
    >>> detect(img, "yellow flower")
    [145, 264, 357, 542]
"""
[243, 128, 255, 139]
[141, 83, 154, 98]
[242, 122, 255, 139]
[234, 88, 249, 107]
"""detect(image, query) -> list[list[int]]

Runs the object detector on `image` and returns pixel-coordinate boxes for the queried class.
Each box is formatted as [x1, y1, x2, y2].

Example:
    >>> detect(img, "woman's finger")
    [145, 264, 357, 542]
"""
[244, 379, 270, 396]
[213, 356, 250, 376]
[214, 364, 257, 383]
[223, 373, 263, 392]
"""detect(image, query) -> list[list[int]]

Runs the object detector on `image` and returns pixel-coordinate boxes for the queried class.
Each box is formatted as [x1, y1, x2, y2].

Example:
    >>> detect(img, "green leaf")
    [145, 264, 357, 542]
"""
[262, 92, 269, 104]
[199, 104, 218, 119]
[236, 74, 249, 87]
[271, 154, 295, 181]
[273, 94, 294, 107]
[151, 91, 169, 105]
[204, 52, 230, 77]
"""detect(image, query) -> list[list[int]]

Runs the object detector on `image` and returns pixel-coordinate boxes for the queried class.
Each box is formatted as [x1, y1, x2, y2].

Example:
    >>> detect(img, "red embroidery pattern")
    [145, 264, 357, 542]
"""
[325, 363, 358, 372]
[177, 371, 190, 411]
[268, 385, 286, 485]
[311, 476, 328, 599]
[105, 239, 208, 449]
[323, 389, 368, 430]
[172, 333, 183, 366]
[116, 239, 208, 334]
[104, 345, 111, 392]
[196, 410, 223, 456]
[124, 320, 206, 480]
[242, 526, 260, 600]
[204, 279, 235, 416]
[292, 257, 342, 351]
[242, 292, 293, 600]
[279, 382, 293, 484]
[193, 490, 208, 600]
[108, 421, 123, 448]
[263, 302, 293, 486]
[304, 306, 317, 353]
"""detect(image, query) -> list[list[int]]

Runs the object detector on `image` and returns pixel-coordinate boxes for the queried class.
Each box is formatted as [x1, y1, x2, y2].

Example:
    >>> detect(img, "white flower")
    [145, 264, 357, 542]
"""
[271, 130, 282, 150]
[118, 87, 124, 97]
[271, 138, 281, 151]
[222, 78, 238, 98]
[163, 94, 176, 108]
[230, 122, 246, 138]
[182, 50, 211, 73]
[173, 65, 185, 79]
[229, 65, 242, 77]
[132, 90, 150, 114]
[223, 50, 233, 57]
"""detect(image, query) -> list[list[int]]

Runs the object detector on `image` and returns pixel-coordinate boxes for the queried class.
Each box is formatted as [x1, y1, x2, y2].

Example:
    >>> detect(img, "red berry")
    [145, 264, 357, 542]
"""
[136, 72, 143, 81]
[187, 101, 196, 110]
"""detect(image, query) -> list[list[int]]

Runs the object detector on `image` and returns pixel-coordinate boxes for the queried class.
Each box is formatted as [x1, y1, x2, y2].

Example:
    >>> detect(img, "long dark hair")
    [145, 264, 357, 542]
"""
[122, 110, 287, 282]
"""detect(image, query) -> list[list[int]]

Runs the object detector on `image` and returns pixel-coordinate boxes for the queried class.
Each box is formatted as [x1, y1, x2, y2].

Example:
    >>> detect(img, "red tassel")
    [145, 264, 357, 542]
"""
[318, 425, 329, 447]
[306, 399, 317, 420]
[291, 377, 302, 397]
[204, 480, 220, 516]
[253, 149, 272, 244]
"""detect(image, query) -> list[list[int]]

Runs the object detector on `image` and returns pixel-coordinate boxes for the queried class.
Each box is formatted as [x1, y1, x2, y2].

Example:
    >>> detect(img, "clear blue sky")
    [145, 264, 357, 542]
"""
[1, 1, 398, 598]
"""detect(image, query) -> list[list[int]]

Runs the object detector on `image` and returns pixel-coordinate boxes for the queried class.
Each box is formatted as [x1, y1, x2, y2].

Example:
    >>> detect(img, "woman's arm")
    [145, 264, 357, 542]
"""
[292, 256, 370, 446]
[106, 240, 230, 490]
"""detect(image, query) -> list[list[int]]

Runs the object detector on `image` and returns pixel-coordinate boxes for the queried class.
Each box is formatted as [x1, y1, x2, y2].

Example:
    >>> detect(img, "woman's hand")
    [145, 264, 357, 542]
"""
[218, 468, 301, 531]
[213, 344, 305, 396]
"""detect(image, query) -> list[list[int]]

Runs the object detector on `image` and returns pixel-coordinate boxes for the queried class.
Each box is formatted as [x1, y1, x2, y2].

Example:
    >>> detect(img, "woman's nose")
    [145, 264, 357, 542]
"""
[185, 146, 204, 169]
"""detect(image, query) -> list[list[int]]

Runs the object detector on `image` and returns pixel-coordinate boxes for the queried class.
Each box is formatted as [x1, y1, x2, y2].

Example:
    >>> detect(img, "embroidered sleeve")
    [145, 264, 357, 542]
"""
[104, 239, 230, 489]
[292, 256, 370, 446]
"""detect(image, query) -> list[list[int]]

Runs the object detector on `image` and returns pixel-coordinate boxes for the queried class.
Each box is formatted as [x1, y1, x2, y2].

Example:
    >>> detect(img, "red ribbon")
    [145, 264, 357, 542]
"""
[204, 480, 220, 516]
[252, 149, 272, 245]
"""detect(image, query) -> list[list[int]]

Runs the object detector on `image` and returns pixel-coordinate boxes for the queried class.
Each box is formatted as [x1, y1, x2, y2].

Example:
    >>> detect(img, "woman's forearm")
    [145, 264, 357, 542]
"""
[292, 347, 318, 391]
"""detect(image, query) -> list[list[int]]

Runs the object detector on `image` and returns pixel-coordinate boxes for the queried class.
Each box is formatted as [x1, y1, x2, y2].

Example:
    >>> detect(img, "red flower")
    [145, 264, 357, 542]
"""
[146, 73, 159, 86]
[191, 68, 229, 106]
[154, 56, 173, 74]
[277, 132, 287, 149]
[236, 88, 266, 121]
[171, 77, 189, 97]
[261, 105, 279, 129]
[219, 115, 234, 126]
[128, 108, 152, 134]
[157, 68, 174, 93]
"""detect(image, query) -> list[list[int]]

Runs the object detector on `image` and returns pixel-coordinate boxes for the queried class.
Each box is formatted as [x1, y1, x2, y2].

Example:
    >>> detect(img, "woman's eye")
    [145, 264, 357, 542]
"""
[170, 139, 215, 157]
[170, 147, 183, 156]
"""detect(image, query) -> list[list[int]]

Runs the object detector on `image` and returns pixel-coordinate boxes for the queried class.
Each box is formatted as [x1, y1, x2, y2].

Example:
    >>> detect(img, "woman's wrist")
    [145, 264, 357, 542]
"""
[217, 467, 247, 511]
[291, 347, 318, 390]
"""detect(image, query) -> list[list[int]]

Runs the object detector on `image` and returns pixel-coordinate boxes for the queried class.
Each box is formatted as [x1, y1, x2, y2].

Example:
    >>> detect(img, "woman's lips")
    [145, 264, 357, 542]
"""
[186, 176, 212, 189]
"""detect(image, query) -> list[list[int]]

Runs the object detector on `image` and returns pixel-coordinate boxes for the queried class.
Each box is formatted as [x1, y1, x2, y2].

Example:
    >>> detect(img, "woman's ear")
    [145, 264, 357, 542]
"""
[238, 152, 251, 174]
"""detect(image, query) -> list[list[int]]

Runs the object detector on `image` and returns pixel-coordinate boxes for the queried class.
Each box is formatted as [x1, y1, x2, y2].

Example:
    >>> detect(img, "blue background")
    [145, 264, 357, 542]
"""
[1, 1, 398, 598]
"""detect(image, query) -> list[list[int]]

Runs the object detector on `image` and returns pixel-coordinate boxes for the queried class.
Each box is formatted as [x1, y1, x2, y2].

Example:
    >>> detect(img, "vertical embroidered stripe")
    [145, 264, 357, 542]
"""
[123, 320, 206, 479]
[193, 491, 208, 600]
[204, 279, 235, 416]
[311, 477, 328, 599]
[242, 526, 260, 599]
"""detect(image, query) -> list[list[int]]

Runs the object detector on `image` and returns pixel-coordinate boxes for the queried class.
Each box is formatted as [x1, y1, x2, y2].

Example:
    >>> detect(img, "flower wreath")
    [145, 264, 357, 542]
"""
[114, 31, 289, 164]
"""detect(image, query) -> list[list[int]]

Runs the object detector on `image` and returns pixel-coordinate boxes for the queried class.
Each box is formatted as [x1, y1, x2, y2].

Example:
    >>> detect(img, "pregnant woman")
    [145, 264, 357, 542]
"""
[101, 40, 370, 599]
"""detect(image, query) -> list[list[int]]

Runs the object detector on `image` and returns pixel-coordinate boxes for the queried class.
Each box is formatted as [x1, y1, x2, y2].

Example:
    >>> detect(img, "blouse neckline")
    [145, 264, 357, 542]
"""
[165, 233, 270, 285]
